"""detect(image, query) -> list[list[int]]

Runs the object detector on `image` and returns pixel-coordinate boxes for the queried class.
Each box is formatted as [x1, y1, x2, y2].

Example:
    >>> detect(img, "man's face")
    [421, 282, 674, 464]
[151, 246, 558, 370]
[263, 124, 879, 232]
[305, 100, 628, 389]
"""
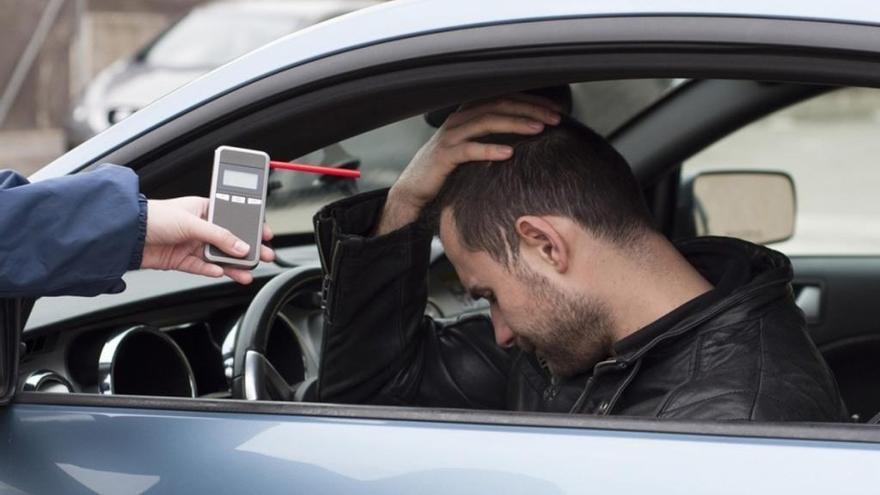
[440, 211, 613, 378]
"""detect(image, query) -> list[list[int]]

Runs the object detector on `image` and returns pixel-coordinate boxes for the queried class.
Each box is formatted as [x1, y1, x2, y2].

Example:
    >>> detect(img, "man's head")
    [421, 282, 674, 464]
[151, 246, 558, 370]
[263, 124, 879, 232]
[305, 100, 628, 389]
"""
[431, 117, 656, 377]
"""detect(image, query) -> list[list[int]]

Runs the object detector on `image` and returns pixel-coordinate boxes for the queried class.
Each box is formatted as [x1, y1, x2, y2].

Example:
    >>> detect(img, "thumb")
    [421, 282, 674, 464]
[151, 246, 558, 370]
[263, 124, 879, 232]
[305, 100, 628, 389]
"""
[184, 215, 250, 257]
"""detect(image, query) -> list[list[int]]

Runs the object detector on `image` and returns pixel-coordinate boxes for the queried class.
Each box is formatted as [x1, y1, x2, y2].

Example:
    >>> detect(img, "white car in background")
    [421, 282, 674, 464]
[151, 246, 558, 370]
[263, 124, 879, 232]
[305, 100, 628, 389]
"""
[66, 0, 375, 148]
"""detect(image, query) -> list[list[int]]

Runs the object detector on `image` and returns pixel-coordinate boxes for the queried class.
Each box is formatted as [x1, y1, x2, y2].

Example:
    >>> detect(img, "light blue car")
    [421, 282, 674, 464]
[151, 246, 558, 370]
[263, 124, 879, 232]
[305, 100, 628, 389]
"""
[4, 0, 880, 493]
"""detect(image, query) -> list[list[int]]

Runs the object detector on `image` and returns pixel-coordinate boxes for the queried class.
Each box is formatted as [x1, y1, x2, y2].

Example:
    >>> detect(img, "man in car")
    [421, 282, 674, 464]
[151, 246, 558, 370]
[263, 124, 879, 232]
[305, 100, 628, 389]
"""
[313, 95, 846, 420]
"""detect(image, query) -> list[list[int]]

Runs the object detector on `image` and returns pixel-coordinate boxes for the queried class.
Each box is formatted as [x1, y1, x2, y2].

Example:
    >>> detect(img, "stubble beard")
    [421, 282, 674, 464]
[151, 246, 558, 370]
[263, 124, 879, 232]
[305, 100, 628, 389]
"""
[512, 266, 614, 379]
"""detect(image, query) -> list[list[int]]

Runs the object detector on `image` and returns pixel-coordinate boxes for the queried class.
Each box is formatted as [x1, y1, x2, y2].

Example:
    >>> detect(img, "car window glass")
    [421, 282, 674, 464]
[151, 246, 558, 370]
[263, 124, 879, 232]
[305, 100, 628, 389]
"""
[682, 88, 880, 255]
[266, 79, 683, 237]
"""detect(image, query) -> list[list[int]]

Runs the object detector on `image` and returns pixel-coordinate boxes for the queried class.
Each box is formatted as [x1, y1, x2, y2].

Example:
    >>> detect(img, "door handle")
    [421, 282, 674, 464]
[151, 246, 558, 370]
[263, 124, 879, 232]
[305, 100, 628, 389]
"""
[794, 284, 822, 324]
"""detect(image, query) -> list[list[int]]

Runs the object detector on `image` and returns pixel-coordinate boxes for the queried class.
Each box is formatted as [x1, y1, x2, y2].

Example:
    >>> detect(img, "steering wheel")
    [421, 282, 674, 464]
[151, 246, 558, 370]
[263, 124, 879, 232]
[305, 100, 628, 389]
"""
[231, 265, 324, 401]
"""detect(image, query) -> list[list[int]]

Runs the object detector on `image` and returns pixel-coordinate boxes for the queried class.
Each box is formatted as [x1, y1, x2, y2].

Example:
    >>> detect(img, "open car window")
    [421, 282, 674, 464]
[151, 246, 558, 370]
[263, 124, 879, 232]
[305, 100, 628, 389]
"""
[19, 60, 879, 427]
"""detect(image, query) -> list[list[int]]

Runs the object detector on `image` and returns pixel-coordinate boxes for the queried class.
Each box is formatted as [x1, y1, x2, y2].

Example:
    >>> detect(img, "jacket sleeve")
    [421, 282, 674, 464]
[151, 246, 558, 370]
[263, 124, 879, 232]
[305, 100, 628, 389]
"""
[314, 189, 512, 409]
[0, 165, 147, 298]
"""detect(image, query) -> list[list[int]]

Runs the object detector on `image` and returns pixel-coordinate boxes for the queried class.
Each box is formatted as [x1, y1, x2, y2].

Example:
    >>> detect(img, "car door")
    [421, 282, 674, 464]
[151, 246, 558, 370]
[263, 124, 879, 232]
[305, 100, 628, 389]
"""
[5, 10, 880, 494]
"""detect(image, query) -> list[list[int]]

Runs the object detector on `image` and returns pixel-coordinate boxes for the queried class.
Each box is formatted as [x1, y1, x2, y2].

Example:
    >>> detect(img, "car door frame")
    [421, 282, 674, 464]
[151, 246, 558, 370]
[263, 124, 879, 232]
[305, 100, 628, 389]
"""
[0, 300, 21, 405]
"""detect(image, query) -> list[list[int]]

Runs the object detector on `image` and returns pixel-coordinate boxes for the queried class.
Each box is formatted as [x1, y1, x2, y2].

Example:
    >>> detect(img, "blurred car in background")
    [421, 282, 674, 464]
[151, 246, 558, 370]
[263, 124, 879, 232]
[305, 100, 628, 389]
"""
[65, 0, 375, 148]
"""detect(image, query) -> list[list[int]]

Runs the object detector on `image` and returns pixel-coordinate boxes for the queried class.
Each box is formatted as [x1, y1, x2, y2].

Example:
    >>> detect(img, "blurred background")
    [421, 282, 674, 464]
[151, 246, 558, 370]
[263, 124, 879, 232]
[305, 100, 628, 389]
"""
[0, 0, 377, 175]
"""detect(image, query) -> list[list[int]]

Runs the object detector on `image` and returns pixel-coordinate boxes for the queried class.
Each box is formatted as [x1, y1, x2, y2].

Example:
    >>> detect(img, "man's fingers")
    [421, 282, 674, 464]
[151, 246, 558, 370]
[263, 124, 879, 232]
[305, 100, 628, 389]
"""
[445, 113, 546, 145]
[453, 142, 514, 164]
[180, 252, 265, 284]
[260, 244, 275, 263]
[449, 97, 561, 128]
[178, 255, 224, 278]
[262, 222, 274, 242]
[185, 215, 250, 258]
[223, 266, 254, 285]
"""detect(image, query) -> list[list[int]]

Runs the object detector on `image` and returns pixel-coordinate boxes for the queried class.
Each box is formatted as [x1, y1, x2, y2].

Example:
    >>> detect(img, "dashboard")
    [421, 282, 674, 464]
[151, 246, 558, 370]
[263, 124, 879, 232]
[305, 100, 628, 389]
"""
[18, 243, 484, 398]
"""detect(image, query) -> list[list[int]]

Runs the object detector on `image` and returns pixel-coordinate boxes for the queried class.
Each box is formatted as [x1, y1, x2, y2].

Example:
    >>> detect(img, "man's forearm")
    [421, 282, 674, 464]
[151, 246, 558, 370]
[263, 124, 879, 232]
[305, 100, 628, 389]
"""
[315, 190, 435, 404]
[374, 188, 424, 236]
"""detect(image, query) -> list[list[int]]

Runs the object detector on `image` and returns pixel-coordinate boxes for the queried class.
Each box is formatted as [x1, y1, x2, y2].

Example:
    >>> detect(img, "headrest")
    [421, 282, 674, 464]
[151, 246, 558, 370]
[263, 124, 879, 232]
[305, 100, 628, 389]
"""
[424, 85, 573, 128]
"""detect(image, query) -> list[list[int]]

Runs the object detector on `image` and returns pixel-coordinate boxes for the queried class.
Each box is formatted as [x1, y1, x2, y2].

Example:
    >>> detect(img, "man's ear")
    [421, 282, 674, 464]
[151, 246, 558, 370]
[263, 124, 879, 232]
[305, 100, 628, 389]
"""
[514, 216, 569, 274]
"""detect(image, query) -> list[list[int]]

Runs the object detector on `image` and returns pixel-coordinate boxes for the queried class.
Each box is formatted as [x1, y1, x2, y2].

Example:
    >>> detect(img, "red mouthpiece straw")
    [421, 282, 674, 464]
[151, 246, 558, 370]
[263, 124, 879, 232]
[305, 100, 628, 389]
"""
[270, 161, 360, 179]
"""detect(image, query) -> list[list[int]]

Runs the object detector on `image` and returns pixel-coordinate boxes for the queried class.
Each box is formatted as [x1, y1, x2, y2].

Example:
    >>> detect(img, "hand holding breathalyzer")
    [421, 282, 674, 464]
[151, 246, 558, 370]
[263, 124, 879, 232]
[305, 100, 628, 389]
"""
[170, 145, 357, 283]
[142, 146, 358, 284]
[142, 196, 274, 285]
[205, 146, 271, 268]
[202, 145, 360, 266]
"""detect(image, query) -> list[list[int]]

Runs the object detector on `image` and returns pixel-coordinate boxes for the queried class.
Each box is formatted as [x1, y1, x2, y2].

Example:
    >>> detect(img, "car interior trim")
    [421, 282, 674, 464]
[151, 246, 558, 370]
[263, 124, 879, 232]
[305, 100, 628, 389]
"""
[21, 370, 73, 394]
[97, 324, 197, 398]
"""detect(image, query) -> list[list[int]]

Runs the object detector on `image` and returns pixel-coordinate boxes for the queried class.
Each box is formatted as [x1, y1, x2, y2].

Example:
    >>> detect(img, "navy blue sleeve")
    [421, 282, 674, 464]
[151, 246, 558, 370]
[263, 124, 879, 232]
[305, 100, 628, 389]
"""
[0, 165, 147, 297]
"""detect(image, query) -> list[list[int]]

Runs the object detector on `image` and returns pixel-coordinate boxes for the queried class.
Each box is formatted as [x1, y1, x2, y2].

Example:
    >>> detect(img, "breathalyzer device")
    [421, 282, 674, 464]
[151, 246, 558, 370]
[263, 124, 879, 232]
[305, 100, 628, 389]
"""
[205, 146, 270, 268]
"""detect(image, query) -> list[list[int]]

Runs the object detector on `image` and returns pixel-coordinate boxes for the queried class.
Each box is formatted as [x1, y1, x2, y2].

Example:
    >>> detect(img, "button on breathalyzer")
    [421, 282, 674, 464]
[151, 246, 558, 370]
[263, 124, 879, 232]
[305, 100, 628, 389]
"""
[205, 146, 269, 268]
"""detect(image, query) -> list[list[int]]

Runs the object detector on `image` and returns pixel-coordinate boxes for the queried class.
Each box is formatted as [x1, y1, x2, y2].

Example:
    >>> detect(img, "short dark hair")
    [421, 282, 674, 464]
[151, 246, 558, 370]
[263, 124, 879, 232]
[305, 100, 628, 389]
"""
[430, 116, 655, 266]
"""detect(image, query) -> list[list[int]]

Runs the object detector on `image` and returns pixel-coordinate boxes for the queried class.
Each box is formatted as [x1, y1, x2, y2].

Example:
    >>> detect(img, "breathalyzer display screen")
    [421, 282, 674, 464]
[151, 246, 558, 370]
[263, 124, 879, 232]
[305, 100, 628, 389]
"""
[222, 168, 259, 190]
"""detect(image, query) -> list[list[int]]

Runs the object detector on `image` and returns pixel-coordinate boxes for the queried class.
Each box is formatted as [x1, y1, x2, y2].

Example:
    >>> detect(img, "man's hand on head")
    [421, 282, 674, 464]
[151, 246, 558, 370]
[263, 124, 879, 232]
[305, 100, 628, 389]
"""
[376, 94, 562, 236]
[141, 196, 275, 285]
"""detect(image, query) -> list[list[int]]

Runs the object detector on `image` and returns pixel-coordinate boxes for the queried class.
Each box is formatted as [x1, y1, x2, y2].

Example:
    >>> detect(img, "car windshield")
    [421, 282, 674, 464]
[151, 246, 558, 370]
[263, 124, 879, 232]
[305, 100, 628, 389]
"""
[265, 79, 685, 236]
[144, 9, 306, 68]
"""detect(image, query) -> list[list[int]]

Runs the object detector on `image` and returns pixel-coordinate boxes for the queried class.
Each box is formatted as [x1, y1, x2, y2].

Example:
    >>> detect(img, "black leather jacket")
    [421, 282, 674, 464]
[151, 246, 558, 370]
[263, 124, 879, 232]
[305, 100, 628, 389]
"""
[314, 190, 847, 421]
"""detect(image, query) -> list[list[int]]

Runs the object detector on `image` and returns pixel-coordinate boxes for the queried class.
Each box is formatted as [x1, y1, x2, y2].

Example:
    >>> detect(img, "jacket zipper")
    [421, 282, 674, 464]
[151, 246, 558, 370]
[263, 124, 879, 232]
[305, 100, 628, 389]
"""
[313, 215, 342, 321]
[603, 359, 639, 415]
[313, 215, 331, 270]
[544, 375, 561, 401]
[567, 358, 618, 414]
[321, 240, 343, 321]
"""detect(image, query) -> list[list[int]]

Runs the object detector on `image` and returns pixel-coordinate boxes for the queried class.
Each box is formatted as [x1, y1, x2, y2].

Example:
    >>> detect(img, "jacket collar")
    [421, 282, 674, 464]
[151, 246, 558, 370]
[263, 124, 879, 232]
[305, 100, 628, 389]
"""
[611, 236, 794, 362]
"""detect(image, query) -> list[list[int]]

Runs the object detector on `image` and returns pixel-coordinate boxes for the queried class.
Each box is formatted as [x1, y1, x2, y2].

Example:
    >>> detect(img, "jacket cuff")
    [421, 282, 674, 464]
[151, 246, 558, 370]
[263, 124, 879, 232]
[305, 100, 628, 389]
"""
[128, 194, 148, 270]
[318, 188, 393, 236]
[314, 188, 433, 268]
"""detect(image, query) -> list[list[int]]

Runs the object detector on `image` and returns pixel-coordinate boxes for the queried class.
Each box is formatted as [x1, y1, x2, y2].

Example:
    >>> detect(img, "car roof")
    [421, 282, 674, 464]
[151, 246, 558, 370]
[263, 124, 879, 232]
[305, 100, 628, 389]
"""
[34, 0, 880, 181]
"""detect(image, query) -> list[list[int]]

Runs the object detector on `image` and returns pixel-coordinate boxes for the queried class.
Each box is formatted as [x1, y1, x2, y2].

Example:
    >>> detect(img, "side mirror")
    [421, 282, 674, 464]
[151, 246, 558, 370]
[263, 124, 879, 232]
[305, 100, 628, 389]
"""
[678, 171, 796, 244]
